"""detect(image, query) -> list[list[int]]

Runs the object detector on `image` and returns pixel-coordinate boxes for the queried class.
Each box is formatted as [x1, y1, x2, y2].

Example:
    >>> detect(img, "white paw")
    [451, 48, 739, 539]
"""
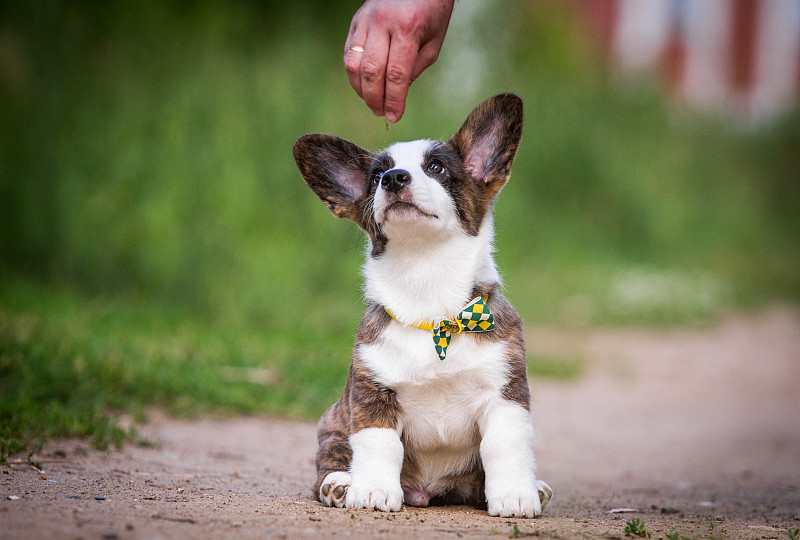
[487, 490, 542, 518]
[345, 483, 403, 512]
[319, 471, 351, 508]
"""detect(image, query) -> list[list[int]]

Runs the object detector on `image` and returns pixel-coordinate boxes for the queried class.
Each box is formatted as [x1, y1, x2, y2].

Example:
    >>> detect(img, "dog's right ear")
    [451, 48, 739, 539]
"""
[293, 134, 373, 221]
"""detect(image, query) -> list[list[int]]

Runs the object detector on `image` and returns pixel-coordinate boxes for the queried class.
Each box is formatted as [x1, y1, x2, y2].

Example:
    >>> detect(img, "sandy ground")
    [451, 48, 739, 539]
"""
[2, 306, 799, 539]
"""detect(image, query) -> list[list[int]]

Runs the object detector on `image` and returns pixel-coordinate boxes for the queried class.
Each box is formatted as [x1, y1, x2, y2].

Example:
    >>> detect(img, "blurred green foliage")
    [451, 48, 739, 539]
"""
[0, 276, 352, 458]
[1, 1, 798, 456]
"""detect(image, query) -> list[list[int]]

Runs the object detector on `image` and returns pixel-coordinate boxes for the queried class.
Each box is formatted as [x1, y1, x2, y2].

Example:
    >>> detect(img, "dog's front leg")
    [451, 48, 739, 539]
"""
[346, 427, 404, 511]
[480, 400, 543, 518]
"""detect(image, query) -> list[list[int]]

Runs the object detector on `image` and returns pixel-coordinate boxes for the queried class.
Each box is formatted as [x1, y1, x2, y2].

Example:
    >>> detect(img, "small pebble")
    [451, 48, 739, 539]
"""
[232, 521, 244, 527]
[7, 496, 20, 501]
[95, 495, 106, 501]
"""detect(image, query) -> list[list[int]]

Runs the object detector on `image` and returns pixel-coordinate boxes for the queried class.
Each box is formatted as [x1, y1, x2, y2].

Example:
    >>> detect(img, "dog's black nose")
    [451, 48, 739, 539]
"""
[381, 169, 411, 193]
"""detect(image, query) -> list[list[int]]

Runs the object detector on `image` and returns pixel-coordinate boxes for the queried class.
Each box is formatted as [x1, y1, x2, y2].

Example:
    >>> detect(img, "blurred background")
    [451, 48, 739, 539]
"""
[1, 0, 799, 454]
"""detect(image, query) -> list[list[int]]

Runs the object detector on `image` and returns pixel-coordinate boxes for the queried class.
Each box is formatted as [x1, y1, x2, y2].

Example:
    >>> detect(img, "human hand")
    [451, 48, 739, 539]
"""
[344, 0, 455, 123]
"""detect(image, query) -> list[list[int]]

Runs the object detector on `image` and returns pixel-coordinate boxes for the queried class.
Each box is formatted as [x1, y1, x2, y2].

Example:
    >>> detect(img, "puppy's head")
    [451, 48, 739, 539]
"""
[293, 93, 523, 256]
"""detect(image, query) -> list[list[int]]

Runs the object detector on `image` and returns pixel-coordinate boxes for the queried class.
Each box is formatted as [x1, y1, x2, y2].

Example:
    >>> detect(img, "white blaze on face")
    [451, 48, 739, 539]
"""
[373, 140, 460, 236]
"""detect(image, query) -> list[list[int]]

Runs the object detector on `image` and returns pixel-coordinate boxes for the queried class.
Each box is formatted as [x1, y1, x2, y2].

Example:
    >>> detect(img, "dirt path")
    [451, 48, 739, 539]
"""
[3, 307, 799, 539]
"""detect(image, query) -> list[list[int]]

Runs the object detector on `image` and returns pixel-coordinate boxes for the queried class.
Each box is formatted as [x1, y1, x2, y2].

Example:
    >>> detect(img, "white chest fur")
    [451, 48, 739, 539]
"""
[363, 214, 500, 324]
[358, 320, 511, 483]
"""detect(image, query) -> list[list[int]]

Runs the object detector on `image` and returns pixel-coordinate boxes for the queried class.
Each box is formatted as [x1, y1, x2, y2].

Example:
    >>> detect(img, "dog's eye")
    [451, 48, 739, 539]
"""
[370, 170, 384, 188]
[427, 160, 445, 175]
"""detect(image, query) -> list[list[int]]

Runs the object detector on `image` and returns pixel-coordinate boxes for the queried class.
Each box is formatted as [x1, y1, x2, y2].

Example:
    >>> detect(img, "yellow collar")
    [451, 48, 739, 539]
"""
[383, 306, 435, 331]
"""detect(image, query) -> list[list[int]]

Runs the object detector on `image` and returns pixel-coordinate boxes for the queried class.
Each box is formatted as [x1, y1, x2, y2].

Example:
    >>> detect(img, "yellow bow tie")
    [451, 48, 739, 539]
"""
[384, 296, 495, 360]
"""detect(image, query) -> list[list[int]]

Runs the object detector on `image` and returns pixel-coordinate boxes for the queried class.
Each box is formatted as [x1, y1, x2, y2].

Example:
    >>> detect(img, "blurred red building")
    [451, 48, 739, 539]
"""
[578, 0, 800, 122]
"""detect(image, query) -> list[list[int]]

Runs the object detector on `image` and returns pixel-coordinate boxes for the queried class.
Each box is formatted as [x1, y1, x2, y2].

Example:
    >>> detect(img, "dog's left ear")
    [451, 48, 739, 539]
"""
[448, 93, 523, 197]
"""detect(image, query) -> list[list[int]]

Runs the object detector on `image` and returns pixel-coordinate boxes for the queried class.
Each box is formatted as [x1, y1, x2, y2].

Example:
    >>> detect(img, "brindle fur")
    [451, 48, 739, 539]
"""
[314, 358, 401, 497]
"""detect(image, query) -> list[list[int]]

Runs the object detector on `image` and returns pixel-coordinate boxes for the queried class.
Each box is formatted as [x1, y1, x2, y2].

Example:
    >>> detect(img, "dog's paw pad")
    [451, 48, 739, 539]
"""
[537, 480, 553, 511]
[320, 471, 351, 508]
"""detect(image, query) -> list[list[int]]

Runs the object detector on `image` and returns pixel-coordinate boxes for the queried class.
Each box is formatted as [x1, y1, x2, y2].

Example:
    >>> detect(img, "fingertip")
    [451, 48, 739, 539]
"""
[385, 111, 398, 123]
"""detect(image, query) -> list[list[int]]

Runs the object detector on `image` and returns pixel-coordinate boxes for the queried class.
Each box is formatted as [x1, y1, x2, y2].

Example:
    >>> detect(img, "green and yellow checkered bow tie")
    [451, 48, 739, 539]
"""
[385, 296, 495, 360]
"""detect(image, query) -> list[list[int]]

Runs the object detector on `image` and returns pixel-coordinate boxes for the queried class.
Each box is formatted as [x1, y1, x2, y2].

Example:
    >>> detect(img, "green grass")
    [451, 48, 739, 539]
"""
[0, 277, 355, 459]
[527, 354, 583, 381]
[624, 518, 651, 538]
[1, 1, 798, 458]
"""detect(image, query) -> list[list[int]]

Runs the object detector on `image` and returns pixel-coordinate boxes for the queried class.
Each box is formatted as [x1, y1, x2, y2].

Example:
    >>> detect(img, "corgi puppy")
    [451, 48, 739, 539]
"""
[292, 93, 551, 518]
